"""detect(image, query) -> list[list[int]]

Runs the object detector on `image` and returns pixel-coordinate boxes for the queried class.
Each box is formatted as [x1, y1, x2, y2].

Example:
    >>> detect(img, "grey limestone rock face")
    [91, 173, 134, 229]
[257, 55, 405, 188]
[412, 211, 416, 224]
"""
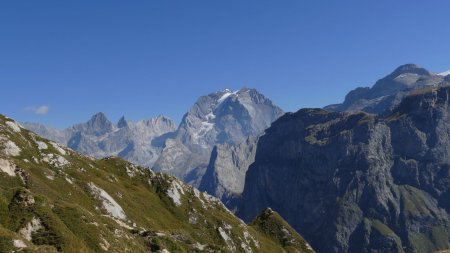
[23, 113, 176, 168]
[153, 88, 284, 186]
[23, 88, 283, 192]
[198, 136, 258, 206]
[238, 86, 450, 253]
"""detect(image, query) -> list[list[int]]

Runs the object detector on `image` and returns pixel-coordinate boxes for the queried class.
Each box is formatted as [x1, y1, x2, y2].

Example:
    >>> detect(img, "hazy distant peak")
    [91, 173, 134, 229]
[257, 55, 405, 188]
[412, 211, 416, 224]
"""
[141, 115, 175, 127]
[325, 63, 446, 114]
[388, 63, 431, 78]
[117, 116, 128, 128]
[87, 112, 110, 126]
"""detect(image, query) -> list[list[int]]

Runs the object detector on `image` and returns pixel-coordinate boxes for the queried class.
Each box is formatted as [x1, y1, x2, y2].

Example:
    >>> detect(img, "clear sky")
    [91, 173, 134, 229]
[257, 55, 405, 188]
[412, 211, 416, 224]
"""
[2, 1, 450, 128]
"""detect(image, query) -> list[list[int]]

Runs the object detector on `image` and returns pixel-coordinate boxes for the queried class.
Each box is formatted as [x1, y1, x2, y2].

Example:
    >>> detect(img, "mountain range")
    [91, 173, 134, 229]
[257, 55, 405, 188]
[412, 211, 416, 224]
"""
[153, 88, 283, 186]
[24, 88, 284, 197]
[0, 114, 313, 252]
[325, 64, 450, 114]
[23, 114, 176, 169]
[20, 63, 450, 253]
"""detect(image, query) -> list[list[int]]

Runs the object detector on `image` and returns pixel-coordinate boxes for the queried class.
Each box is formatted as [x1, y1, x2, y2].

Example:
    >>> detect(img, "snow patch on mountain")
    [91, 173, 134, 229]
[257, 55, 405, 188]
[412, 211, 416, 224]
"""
[153, 88, 284, 186]
[218, 90, 233, 104]
[438, 70, 450, 76]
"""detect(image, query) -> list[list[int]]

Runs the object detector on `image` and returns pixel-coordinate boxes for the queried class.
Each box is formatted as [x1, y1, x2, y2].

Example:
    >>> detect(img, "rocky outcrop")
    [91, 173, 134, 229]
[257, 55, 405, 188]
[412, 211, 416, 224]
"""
[238, 86, 450, 253]
[250, 208, 315, 253]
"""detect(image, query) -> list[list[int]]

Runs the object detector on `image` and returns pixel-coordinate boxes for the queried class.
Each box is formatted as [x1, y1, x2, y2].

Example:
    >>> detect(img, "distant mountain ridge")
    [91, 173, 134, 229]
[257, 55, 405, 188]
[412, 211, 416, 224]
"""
[325, 64, 450, 114]
[23, 88, 284, 193]
[23, 113, 176, 168]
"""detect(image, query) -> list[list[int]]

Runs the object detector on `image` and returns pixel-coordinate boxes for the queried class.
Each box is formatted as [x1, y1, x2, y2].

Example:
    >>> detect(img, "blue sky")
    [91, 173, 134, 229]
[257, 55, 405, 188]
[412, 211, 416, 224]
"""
[1, 1, 450, 128]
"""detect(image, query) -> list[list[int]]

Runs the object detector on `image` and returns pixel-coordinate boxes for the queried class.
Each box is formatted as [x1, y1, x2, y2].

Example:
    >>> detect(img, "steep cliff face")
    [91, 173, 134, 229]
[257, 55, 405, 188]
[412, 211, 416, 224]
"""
[325, 64, 448, 114]
[238, 86, 450, 253]
[199, 136, 258, 206]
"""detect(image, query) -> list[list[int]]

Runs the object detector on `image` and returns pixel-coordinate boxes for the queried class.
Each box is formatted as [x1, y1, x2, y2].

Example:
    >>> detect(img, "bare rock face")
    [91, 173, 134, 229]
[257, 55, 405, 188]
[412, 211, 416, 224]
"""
[325, 64, 449, 114]
[238, 86, 450, 253]
[153, 88, 283, 186]
[23, 114, 176, 168]
[199, 136, 258, 206]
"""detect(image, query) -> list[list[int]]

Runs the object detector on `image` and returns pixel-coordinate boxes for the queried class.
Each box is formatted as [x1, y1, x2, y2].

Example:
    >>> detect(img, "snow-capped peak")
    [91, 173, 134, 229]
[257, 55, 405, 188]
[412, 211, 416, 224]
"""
[217, 89, 243, 104]
[438, 70, 450, 77]
[218, 91, 234, 104]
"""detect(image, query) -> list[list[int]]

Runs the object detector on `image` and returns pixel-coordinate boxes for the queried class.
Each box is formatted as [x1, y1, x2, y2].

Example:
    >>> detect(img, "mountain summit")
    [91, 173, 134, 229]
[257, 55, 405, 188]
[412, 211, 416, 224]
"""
[325, 64, 449, 114]
[153, 88, 284, 186]
[81, 112, 114, 136]
[117, 116, 128, 128]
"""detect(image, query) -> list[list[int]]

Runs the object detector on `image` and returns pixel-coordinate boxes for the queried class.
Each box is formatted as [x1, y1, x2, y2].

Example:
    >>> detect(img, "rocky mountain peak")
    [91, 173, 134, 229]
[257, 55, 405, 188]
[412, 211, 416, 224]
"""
[154, 88, 284, 186]
[24, 113, 176, 169]
[117, 116, 128, 128]
[153, 115, 175, 125]
[388, 63, 431, 78]
[82, 112, 114, 136]
[140, 116, 176, 132]
[89, 112, 109, 124]
[325, 63, 447, 114]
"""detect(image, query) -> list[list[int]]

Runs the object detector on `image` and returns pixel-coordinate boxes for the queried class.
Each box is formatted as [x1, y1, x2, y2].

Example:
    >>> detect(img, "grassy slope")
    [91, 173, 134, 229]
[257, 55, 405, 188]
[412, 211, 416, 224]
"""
[250, 208, 314, 253]
[0, 114, 312, 253]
